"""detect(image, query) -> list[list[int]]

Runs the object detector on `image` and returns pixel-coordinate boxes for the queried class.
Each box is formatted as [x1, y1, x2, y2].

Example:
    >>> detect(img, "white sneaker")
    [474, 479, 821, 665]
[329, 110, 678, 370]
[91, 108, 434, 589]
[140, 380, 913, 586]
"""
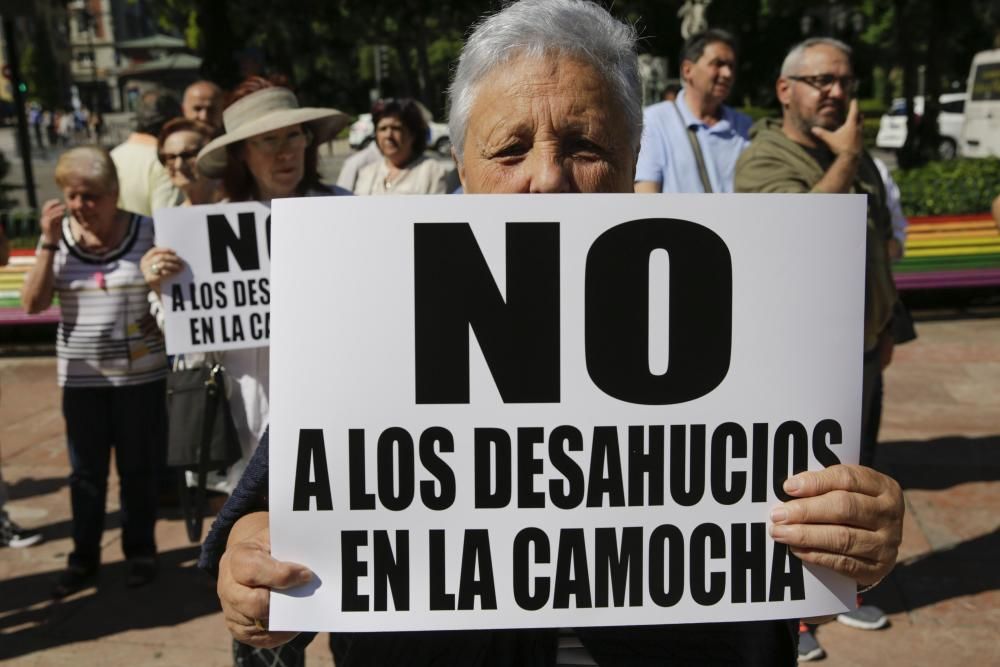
[837, 604, 889, 630]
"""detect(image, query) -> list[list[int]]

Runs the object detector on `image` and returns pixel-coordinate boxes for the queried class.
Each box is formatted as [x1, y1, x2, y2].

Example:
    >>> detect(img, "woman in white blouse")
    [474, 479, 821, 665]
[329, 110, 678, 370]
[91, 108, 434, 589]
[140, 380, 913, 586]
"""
[354, 98, 451, 195]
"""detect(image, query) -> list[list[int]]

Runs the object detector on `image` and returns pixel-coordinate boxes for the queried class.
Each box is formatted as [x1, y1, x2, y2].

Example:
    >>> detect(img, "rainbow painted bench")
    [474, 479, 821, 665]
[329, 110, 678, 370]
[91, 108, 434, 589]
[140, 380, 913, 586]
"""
[894, 213, 1000, 290]
[0, 250, 60, 325]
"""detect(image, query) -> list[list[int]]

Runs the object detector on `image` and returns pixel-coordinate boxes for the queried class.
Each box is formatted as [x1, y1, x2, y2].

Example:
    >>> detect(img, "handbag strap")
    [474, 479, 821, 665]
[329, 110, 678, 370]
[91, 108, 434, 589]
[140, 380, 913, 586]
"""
[181, 363, 224, 543]
[671, 101, 713, 193]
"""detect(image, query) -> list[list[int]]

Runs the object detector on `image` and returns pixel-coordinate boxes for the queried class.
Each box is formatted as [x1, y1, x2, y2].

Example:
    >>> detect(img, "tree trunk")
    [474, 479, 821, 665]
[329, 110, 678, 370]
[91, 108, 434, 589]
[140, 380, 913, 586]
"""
[896, 0, 921, 168]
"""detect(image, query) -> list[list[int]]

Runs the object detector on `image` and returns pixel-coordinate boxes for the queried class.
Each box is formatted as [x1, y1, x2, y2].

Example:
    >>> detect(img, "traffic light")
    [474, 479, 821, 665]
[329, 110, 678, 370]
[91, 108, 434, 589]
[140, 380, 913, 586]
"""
[17, 82, 27, 94]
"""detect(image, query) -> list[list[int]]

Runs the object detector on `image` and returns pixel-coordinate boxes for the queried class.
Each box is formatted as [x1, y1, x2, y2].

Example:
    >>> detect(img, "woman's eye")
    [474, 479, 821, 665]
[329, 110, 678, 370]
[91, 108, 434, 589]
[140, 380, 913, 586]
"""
[567, 138, 604, 158]
[491, 143, 529, 160]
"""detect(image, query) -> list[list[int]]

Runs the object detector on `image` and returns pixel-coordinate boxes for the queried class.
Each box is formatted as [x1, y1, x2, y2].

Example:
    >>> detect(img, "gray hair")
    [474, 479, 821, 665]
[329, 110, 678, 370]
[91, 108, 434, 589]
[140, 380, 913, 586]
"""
[448, 0, 641, 160]
[780, 37, 852, 77]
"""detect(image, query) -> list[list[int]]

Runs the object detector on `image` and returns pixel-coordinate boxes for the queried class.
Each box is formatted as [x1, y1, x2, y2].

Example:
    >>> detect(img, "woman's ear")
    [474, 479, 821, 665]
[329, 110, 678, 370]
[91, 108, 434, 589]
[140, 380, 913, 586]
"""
[453, 147, 467, 192]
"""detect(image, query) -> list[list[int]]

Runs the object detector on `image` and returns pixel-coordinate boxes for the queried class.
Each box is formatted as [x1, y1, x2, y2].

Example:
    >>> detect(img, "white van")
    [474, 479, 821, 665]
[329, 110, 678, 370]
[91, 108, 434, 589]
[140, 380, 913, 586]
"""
[960, 49, 1000, 157]
[876, 93, 966, 159]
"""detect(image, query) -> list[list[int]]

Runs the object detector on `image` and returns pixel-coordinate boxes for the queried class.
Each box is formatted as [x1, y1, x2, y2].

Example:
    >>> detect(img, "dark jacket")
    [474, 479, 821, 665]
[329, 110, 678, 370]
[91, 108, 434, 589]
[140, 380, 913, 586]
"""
[734, 118, 897, 352]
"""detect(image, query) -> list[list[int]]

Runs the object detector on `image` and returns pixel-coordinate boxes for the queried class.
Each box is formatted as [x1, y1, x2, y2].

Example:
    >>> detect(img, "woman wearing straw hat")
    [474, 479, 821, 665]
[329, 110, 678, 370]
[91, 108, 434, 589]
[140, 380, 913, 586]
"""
[141, 77, 351, 497]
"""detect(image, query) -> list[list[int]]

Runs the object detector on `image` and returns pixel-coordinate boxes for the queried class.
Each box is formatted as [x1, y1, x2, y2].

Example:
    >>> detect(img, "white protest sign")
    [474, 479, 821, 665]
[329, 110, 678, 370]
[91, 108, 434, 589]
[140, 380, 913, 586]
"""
[268, 193, 867, 632]
[153, 202, 272, 354]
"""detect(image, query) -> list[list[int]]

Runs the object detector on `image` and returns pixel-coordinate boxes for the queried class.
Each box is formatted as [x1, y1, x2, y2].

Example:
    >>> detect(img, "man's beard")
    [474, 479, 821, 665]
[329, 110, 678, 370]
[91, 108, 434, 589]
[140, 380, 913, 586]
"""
[811, 100, 847, 131]
[792, 102, 845, 141]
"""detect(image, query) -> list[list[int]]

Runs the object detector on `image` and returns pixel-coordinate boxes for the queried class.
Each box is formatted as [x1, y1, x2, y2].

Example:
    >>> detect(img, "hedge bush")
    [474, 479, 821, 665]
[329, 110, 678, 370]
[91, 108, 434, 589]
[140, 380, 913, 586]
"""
[859, 98, 888, 117]
[893, 158, 1000, 217]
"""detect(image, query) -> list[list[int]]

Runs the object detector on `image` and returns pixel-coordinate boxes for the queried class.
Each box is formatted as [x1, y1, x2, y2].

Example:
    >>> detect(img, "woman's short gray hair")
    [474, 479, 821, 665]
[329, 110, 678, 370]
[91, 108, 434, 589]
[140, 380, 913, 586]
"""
[780, 37, 852, 77]
[448, 0, 641, 160]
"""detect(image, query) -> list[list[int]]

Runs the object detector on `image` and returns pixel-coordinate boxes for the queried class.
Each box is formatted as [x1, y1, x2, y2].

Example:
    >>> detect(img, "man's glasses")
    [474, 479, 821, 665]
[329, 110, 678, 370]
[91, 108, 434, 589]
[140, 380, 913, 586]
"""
[788, 74, 858, 94]
[247, 128, 312, 154]
[158, 149, 200, 165]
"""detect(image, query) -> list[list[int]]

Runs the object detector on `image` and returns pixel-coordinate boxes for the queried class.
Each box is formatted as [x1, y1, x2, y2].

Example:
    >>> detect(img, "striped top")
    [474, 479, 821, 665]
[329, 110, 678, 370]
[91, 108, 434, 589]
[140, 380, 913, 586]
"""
[51, 213, 167, 388]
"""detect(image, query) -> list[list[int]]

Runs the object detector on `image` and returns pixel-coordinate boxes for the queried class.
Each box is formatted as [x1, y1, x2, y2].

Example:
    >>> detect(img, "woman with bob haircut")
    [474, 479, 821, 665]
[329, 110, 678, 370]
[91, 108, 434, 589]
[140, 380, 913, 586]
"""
[354, 97, 450, 195]
[201, 2, 904, 666]
[23, 146, 168, 596]
[155, 117, 220, 206]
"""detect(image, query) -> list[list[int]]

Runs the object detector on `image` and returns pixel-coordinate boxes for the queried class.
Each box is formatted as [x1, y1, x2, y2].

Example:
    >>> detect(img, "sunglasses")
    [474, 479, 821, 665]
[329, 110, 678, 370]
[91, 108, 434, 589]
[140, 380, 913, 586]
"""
[158, 149, 200, 165]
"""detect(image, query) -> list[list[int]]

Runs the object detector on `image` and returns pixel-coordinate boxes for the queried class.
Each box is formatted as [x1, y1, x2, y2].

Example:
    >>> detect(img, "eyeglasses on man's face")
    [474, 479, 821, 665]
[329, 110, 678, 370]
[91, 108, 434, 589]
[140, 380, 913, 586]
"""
[247, 128, 312, 154]
[788, 73, 858, 94]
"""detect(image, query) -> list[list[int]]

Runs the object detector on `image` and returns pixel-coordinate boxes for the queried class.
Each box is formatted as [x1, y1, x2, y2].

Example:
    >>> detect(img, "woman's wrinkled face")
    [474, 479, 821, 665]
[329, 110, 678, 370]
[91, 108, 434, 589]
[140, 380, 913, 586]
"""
[242, 124, 309, 199]
[160, 130, 206, 189]
[375, 113, 415, 166]
[61, 173, 117, 230]
[458, 54, 637, 194]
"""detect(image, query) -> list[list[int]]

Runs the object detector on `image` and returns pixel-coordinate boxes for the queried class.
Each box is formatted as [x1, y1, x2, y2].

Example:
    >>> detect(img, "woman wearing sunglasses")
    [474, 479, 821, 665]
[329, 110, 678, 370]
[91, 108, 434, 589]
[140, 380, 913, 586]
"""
[157, 117, 220, 206]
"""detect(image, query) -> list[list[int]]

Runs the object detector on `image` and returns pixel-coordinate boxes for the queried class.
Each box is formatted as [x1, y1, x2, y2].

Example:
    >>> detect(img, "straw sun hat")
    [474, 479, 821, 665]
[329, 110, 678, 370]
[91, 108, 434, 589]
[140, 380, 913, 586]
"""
[196, 87, 351, 178]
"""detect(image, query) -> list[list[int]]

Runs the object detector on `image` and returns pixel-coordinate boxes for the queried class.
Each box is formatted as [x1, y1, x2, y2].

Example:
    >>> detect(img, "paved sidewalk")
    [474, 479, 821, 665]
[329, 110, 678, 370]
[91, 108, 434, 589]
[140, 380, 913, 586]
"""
[0, 316, 998, 665]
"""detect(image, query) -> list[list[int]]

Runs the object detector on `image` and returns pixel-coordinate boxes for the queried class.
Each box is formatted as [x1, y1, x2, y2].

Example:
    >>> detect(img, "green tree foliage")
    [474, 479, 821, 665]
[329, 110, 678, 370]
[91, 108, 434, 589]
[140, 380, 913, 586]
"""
[148, 0, 488, 117]
[146, 0, 1000, 124]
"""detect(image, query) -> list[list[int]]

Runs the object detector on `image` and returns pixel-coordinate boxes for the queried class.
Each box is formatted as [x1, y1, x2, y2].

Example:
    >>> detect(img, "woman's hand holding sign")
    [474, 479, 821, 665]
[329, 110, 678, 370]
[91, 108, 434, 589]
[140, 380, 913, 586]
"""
[219, 511, 310, 648]
[769, 464, 904, 586]
[140, 246, 184, 291]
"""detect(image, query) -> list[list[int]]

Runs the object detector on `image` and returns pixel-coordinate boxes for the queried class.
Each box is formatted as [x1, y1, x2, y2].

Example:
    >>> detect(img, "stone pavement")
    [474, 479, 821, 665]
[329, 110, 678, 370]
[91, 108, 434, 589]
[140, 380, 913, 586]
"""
[0, 314, 998, 666]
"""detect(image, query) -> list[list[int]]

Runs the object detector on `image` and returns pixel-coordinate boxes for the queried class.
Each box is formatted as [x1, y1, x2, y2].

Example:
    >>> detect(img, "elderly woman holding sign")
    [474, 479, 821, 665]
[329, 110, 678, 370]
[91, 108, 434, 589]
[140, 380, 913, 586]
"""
[142, 78, 351, 496]
[203, 1, 904, 665]
[22, 147, 167, 596]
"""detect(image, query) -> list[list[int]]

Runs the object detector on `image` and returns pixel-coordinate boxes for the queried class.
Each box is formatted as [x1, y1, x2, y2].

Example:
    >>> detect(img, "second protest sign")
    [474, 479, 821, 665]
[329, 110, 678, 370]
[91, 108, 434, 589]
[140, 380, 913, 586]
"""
[154, 202, 272, 355]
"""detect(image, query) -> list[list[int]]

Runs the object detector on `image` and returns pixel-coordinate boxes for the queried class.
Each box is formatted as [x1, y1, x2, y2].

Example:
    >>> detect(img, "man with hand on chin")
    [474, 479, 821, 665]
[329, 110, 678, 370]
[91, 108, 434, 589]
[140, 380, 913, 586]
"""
[736, 37, 900, 661]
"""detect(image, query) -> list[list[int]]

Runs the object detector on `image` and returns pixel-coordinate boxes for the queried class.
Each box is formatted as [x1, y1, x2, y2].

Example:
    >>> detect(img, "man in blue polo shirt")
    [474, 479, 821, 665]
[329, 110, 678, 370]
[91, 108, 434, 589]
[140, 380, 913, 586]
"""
[635, 29, 751, 193]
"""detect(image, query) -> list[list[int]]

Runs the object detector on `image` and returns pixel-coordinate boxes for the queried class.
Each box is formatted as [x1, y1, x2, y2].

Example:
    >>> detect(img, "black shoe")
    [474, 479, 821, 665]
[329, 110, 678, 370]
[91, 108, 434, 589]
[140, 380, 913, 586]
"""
[126, 557, 158, 588]
[0, 517, 43, 548]
[52, 564, 97, 598]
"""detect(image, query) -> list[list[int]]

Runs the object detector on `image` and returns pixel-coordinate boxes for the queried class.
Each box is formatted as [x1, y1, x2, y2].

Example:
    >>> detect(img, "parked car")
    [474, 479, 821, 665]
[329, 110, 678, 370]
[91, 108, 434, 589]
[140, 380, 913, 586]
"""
[348, 113, 375, 150]
[875, 92, 966, 160]
[961, 49, 1000, 158]
[348, 112, 452, 155]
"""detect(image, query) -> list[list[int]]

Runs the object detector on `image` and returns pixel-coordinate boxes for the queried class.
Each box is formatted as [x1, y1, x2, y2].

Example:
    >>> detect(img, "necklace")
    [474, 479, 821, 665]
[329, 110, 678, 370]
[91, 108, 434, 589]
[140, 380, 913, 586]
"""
[383, 167, 407, 190]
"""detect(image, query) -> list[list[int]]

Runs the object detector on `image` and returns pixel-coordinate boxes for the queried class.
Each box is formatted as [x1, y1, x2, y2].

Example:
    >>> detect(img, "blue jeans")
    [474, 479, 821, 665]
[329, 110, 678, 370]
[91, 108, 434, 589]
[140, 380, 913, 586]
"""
[63, 379, 166, 569]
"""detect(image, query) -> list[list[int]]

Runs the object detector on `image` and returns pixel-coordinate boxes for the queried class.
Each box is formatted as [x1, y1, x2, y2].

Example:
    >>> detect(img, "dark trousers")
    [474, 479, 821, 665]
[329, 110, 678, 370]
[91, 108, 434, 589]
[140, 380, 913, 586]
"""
[63, 379, 166, 569]
[860, 348, 882, 468]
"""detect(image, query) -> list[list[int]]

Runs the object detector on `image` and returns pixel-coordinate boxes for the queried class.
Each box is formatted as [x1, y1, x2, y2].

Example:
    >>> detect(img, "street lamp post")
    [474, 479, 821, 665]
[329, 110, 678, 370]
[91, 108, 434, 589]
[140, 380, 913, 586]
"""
[76, 5, 100, 122]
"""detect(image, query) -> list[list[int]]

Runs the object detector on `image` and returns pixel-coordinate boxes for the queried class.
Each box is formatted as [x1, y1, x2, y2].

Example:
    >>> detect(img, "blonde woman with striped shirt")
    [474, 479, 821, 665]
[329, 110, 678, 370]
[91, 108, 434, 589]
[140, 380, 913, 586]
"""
[22, 146, 167, 597]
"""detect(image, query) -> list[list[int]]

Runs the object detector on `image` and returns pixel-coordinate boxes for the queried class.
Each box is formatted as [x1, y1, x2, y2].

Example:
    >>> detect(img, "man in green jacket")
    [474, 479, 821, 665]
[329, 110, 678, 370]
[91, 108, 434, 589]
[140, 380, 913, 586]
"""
[735, 36, 897, 660]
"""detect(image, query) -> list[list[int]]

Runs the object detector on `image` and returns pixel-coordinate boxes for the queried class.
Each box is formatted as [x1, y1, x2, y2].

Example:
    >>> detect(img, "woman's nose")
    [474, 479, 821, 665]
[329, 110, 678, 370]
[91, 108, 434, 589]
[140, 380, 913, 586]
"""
[526, 152, 571, 193]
